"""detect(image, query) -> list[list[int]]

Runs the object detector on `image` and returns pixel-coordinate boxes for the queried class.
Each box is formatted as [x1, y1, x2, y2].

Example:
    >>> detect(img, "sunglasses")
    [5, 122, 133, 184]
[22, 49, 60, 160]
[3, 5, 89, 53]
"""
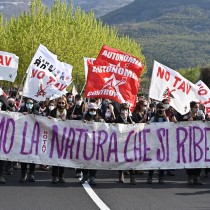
[89, 109, 96, 111]
[26, 102, 33, 105]
[58, 102, 65, 105]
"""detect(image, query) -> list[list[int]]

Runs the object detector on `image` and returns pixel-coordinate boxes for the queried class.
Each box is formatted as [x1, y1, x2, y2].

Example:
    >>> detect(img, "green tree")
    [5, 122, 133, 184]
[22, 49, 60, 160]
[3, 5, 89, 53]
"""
[0, 0, 146, 91]
[178, 66, 200, 83]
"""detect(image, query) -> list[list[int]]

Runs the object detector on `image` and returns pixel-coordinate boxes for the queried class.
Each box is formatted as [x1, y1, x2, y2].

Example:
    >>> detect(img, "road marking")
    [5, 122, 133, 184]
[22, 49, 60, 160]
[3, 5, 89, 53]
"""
[79, 178, 111, 210]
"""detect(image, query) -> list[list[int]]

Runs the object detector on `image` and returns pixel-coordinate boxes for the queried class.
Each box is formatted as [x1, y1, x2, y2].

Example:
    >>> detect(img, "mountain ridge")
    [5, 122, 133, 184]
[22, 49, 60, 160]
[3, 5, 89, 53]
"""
[101, 0, 210, 73]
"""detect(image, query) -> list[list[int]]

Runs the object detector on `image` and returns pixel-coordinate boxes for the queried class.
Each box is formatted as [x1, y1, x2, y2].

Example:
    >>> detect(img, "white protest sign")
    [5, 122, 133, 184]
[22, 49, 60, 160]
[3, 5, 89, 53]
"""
[149, 61, 198, 115]
[196, 80, 210, 115]
[84, 57, 96, 80]
[25, 44, 73, 100]
[0, 51, 19, 82]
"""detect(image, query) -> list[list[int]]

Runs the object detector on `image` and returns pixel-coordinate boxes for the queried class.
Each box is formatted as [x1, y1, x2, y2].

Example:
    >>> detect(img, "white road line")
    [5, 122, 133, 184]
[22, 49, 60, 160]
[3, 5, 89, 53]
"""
[80, 178, 111, 210]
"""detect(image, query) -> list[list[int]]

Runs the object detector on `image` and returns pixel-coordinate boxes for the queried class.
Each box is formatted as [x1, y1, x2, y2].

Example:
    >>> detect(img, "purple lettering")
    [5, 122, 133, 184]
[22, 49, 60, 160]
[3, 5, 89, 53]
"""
[143, 129, 152, 161]
[49, 125, 67, 158]
[193, 126, 203, 162]
[0, 117, 6, 151]
[83, 131, 96, 161]
[20, 122, 28, 155]
[3, 118, 15, 154]
[63, 128, 75, 159]
[124, 130, 134, 162]
[96, 130, 108, 162]
[176, 127, 188, 163]
[204, 128, 210, 162]
[29, 122, 40, 155]
[107, 132, 118, 162]
[75, 128, 88, 160]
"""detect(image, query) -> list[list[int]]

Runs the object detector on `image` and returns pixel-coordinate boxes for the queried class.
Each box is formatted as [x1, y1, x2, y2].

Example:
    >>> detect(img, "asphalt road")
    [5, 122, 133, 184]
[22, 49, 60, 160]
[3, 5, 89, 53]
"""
[0, 167, 210, 210]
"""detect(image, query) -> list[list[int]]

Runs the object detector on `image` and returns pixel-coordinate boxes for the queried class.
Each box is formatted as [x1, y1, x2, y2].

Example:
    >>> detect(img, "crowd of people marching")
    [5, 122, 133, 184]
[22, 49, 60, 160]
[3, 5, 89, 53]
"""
[0, 90, 209, 186]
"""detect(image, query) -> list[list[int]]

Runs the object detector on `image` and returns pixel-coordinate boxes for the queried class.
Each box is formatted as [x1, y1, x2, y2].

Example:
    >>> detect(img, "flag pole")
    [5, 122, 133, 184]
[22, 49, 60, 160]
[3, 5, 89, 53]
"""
[71, 82, 86, 116]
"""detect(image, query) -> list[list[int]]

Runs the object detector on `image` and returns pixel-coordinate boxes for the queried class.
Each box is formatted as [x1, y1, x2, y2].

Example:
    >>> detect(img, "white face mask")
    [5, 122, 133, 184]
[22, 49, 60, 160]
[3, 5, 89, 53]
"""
[121, 110, 128, 118]
[76, 100, 82, 106]
[89, 111, 96, 116]
[49, 105, 55, 111]
[163, 104, 170, 110]
[105, 111, 111, 118]
[26, 103, 33, 110]
[68, 98, 73, 102]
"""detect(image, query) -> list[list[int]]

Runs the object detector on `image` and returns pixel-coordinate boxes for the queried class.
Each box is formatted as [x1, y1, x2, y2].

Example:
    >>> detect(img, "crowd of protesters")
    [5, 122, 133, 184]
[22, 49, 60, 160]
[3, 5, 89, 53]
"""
[0, 89, 209, 186]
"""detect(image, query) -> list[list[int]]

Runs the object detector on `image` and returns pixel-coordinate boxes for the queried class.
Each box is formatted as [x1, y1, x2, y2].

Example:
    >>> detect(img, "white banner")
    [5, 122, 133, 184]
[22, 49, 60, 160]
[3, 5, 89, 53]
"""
[0, 51, 19, 82]
[0, 111, 210, 170]
[24, 44, 73, 100]
[149, 61, 198, 115]
[196, 80, 210, 116]
[84, 57, 96, 80]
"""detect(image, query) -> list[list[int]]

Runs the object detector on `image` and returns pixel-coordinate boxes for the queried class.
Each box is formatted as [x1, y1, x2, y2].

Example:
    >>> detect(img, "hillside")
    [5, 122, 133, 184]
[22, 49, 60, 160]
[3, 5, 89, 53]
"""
[0, 0, 134, 19]
[101, 0, 210, 74]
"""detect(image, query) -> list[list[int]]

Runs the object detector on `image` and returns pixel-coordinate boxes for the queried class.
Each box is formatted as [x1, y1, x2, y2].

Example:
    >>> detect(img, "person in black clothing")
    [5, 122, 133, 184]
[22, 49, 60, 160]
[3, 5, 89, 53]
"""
[114, 103, 137, 185]
[103, 103, 116, 123]
[49, 96, 68, 184]
[147, 103, 169, 184]
[19, 98, 38, 183]
[133, 99, 150, 123]
[186, 101, 205, 185]
[68, 94, 83, 120]
[0, 94, 8, 184]
[79, 102, 104, 186]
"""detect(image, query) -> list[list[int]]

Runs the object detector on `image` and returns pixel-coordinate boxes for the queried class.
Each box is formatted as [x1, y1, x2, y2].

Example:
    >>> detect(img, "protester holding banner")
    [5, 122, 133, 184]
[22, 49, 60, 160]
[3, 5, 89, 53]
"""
[147, 102, 169, 184]
[162, 99, 177, 177]
[103, 102, 116, 123]
[186, 101, 204, 185]
[114, 103, 137, 185]
[68, 94, 84, 120]
[133, 99, 150, 123]
[0, 94, 8, 184]
[49, 96, 67, 184]
[79, 102, 104, 186]
[19, 98, 38, 182]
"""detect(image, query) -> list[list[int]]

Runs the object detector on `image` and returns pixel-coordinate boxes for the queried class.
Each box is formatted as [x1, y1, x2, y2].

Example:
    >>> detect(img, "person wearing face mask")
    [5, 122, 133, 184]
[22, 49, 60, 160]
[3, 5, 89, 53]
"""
[19, 98, 38, 183]
[79, 103, 103, 186]
[68, 94, 83, 120]
[7, 97, 17, 112]
[66, 92, 74, 103]
[162, 99, 177, 177]
[103, 103, 116, 123]
[114, 103, 137, 185]
[147, 103, 169, 184]
[49, 96, 68, 184]
[46, 100, 55, 116]
[185, 101, 205, 185]
[133, 99, 150, 123]
[162, 99, 177, 123]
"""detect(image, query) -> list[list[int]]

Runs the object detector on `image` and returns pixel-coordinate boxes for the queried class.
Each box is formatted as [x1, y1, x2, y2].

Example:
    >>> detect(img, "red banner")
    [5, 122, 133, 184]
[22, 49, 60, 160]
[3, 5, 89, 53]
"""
[94, 45, 144, 76]
[85, 64, 140, 110]
[85, 46, 144, 110]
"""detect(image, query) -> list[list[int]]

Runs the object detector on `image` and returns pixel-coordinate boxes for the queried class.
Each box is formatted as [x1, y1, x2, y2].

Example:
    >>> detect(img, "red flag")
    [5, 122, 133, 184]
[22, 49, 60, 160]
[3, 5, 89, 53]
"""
[94, 45, 144, 76]
[85, 63, 141, 110]
[85, 46, 144, 110]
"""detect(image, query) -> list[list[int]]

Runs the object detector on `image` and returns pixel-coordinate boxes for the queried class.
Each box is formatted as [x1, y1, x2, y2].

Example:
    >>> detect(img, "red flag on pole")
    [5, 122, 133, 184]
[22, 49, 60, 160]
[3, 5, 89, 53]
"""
[95, 45, 144, 76]
[85, 46, 144, 110]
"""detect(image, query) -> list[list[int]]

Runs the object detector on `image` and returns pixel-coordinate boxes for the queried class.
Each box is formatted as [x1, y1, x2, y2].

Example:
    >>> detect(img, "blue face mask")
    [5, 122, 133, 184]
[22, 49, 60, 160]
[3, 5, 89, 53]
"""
[26, 103, 33, 109]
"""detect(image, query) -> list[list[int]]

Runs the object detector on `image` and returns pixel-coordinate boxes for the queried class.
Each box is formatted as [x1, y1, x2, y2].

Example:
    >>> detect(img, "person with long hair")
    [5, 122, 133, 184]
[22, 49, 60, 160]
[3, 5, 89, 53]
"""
[49, 96, 68, 184]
